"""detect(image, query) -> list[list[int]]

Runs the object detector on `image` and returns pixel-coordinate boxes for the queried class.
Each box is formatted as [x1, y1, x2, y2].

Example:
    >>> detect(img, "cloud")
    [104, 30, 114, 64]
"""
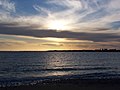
[73, 41, 120, 50]
[1, 0, 120, 32]
[46, 0, 82, 10]
[33, 5, 50, 16]
[0, 0, 120, 50]
[0, 0, 15, 23]
[108, 21, 120, 30]
[0, 23, 120, 42]
[31, 0, 120, 32]
[42, 43, 63, 47]
[0, 0, 15, 12]
[108, 0, 120, 10]
[0, 38, 27, 47]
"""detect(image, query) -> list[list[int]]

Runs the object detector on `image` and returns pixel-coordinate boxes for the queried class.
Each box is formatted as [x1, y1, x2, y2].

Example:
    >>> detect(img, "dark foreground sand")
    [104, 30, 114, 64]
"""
[1, 79, 120, 90]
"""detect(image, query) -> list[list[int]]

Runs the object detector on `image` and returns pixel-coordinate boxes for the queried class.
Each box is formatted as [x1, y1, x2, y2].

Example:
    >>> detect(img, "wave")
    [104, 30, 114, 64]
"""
[1, 67, 115, 72]
[0, 72, 120, 87]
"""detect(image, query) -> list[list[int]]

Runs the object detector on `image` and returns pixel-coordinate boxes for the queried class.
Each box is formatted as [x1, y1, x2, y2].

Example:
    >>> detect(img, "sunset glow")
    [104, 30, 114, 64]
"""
[0, 0, 120, 51]
[47, 20, 70, 30]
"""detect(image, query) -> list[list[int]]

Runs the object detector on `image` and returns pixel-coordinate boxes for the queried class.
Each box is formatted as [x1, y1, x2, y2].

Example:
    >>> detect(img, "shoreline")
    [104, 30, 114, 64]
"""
[1, 78, 120, 90]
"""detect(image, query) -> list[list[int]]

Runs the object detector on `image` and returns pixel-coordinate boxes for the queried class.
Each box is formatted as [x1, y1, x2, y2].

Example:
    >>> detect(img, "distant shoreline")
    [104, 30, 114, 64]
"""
[47, 50, 120, 52]
[0, 50, 120, 52]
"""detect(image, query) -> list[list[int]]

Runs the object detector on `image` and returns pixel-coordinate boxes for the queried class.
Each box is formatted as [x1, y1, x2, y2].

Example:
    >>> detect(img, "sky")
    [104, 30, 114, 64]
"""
[0, 0, 120, 51]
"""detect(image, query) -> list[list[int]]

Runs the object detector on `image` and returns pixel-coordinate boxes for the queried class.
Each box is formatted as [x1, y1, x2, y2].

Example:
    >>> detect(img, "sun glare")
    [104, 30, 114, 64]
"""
[42, 37, 66, 42]
[47, 20, 70, 30]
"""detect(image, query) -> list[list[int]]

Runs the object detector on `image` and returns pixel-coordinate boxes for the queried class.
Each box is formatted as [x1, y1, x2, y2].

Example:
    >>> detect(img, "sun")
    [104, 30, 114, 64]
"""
[47, 20, 70, 30]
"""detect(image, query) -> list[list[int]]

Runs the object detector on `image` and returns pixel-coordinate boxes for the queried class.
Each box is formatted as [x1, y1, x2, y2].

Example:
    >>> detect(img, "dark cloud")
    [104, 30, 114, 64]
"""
[42, 43, 63, 46]
[92, 28, 110, 31]
[0, 23, 120, 42]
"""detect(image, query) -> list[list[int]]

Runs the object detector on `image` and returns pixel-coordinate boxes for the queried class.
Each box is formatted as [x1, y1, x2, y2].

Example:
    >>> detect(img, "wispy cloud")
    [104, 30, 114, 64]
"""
[1, 0, 119, 32]
[28, 0, 120, 32]
[0, 0, 15, 12]
[0, 0, 15, 23]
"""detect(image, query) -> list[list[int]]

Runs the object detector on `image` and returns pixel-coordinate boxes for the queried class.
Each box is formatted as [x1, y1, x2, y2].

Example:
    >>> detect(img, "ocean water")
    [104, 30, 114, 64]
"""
[0, 52, 120, 87]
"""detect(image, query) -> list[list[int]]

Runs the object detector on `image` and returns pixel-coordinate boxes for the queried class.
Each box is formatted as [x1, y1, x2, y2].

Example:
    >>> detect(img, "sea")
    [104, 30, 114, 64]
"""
[0, 51, 120, 87]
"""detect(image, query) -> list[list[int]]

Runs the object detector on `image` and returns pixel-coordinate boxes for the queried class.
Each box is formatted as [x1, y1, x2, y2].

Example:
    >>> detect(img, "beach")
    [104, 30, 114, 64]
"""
[1, 78, 120, 90]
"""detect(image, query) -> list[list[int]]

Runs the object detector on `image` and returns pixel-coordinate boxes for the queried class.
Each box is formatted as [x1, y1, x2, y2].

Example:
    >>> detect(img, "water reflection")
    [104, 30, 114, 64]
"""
[40, 52, 75, 76]
[45, 71, 71, 76]
[0, 52, 120, 79]
[38, 52, 120, 77]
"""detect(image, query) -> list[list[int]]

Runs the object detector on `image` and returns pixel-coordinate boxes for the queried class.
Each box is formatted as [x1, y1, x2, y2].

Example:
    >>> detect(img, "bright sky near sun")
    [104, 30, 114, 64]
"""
[0, 0, 120, 51]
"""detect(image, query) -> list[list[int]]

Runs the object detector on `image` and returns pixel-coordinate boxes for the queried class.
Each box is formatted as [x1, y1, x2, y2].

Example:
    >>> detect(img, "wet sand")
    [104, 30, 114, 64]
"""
[1, 79, 120, 90]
